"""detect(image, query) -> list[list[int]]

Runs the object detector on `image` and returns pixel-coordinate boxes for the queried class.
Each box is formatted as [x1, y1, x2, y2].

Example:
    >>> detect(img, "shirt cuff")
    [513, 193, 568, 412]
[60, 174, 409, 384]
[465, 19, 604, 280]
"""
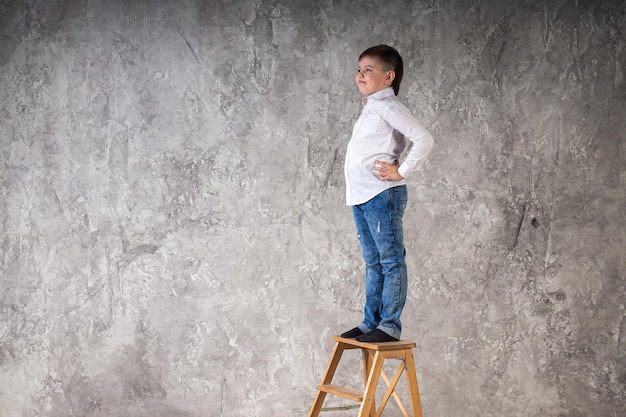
[398, 164, 413, 179]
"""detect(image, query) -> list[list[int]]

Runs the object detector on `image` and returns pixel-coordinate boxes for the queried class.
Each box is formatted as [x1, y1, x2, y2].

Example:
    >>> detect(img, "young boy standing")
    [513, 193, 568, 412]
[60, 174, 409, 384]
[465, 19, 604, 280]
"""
[341, 45, 434, 342]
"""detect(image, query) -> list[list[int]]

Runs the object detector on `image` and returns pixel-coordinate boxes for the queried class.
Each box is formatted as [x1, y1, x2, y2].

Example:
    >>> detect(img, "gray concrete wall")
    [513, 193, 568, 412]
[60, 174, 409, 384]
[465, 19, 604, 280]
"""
[1, 0, 625, 416]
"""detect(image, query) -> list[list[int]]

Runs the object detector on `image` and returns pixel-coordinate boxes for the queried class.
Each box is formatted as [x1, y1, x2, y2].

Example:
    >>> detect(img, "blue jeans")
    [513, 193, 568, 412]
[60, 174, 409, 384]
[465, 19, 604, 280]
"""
[352, 185, 408, 340]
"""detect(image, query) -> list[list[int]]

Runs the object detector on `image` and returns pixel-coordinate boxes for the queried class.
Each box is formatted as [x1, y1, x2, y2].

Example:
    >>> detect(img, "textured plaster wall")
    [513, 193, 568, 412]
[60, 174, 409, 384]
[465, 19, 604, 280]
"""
[1, 1, 625, 416]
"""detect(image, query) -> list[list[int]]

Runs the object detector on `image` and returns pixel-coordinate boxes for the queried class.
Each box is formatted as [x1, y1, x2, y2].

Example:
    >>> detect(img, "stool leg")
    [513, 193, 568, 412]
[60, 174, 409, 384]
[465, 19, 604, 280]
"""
[307, 389, 328, 417]
[361, 349, 377, 417]
[358, 351, 384, 417]
[362, 349, 374, 391]
[308, 341, 347, 417]
[404, 349, 423, 417]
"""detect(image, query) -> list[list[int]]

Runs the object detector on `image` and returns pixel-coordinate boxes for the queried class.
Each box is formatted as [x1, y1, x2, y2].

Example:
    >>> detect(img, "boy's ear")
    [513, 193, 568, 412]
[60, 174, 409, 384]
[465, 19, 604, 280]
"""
[386, 70, 396, 83]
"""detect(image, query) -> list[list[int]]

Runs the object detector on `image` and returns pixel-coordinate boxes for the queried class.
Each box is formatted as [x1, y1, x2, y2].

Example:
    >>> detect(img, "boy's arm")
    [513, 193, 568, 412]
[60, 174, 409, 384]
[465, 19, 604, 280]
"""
[385, 104, 434, 178]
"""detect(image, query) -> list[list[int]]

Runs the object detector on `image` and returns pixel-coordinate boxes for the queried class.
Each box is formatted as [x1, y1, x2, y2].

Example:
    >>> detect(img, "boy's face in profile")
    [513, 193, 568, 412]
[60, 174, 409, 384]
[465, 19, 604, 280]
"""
[356, 56, 395, 97]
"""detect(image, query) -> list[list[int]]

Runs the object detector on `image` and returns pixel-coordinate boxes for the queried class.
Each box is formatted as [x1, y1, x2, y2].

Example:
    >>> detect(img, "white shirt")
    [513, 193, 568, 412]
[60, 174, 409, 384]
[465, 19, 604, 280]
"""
[344, 87, 434, 206]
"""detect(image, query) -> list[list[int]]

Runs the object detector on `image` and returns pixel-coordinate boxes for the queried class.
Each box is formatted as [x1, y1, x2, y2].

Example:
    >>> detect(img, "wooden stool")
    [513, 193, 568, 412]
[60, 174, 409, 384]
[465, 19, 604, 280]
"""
[308, 335, 423, 417]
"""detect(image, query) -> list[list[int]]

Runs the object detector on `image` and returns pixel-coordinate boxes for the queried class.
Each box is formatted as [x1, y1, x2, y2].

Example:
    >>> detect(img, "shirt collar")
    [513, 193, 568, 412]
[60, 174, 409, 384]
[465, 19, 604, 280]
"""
[362, 87, 395, 105]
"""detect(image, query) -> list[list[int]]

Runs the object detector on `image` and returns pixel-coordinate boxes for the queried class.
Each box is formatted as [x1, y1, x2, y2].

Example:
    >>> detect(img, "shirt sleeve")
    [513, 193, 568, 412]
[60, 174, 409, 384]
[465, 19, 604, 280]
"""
[384, 102, 434, 179]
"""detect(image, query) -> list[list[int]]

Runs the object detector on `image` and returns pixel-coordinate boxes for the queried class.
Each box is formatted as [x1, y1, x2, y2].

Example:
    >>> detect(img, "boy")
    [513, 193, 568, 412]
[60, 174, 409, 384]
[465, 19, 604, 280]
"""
[341, 45, 434, 342]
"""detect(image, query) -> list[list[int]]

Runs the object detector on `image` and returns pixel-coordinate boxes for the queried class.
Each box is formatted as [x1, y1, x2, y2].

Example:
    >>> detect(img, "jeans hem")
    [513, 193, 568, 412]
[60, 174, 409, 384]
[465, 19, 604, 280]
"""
[358, 323, 372, 334]
[378, 325, 401, 340]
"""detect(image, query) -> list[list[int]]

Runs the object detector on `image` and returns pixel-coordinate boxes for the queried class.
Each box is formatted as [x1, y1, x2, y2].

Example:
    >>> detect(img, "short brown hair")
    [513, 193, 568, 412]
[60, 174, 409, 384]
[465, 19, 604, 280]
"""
[359, 45, 404, 96]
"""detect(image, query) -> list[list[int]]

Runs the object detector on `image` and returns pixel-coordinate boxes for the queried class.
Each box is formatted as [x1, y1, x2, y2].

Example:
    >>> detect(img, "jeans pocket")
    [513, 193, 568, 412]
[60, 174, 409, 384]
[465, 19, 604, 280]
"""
[388, 186, 407, 215]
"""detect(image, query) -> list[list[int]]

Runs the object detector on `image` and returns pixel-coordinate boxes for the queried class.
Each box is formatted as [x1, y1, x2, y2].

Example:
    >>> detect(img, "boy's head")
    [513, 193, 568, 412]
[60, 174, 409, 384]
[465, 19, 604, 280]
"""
[357, 45, 404, 96]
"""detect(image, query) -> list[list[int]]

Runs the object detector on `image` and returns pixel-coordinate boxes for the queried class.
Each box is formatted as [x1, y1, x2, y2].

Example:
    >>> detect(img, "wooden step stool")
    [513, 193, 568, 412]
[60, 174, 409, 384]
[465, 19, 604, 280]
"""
[308, 335, 423, 417]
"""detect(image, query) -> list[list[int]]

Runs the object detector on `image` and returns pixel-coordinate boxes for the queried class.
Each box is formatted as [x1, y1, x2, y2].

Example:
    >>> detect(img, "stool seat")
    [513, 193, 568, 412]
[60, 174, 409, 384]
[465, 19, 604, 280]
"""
[332, 335, 417, 351]
[308, 335, 423, 417]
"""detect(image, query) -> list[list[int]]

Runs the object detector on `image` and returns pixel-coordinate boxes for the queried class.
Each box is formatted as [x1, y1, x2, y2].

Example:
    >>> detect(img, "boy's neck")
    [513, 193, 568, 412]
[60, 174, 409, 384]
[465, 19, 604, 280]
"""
[363, 87, 393, 101]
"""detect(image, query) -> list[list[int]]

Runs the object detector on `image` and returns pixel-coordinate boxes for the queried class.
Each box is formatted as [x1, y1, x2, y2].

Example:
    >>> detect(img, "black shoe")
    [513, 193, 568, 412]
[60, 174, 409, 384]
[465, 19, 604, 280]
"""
[340, 327, 364, 338]
[356, 329, 398, 342]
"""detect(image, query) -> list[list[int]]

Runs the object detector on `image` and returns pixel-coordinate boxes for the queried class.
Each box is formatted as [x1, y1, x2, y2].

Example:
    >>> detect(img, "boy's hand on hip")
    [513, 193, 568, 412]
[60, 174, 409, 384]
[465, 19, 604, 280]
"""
[373, 160, 404, 181]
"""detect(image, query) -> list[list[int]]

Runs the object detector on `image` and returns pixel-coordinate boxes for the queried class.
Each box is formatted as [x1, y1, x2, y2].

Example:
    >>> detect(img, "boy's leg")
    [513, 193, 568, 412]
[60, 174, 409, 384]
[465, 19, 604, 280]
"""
[352, 203, 384, 333]
[357, 186, 408, 340]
